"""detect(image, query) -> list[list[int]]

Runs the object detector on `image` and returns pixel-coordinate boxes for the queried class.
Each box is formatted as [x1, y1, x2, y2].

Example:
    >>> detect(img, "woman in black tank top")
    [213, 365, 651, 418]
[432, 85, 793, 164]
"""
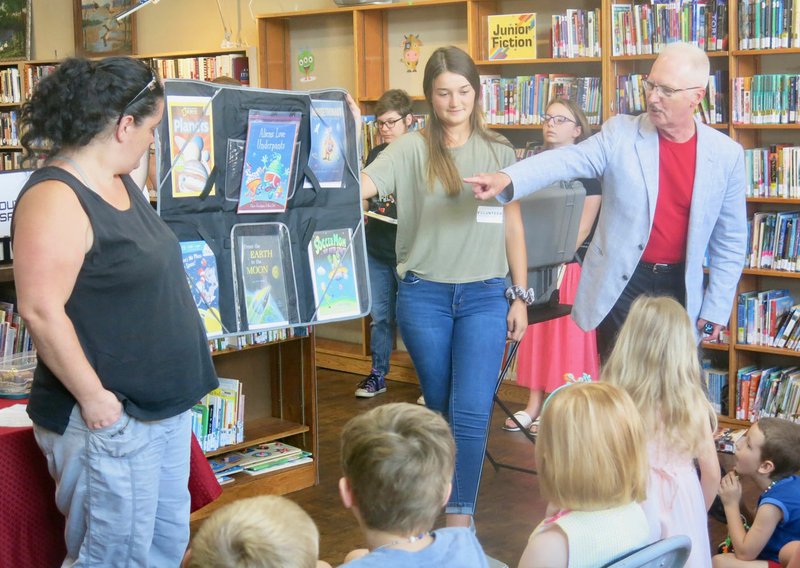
[12, 57, 218, 567]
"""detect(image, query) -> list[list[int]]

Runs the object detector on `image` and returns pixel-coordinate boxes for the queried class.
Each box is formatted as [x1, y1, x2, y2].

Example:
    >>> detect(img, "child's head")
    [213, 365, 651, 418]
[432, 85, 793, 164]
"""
[603, 295, 717, 455]
[340, 402, 455, 534]
[374, 89, 413, 144]
[537, 382, 648, 511]
[184, 495, 320, 568]
[735, 418, 800, 480]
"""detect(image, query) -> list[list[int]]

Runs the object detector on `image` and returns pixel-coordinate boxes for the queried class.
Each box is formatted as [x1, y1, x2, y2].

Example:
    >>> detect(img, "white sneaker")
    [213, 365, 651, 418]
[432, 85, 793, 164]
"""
[416, 394, 425, 405]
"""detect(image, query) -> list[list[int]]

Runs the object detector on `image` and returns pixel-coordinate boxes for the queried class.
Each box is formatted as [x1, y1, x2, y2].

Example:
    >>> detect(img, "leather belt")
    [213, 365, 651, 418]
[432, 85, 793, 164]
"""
[638, 261, 685, 274]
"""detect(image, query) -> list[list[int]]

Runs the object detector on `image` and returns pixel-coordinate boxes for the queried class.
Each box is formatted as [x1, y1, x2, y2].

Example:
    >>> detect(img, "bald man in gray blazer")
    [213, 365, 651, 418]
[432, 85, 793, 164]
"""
[467, 42, 747, 359]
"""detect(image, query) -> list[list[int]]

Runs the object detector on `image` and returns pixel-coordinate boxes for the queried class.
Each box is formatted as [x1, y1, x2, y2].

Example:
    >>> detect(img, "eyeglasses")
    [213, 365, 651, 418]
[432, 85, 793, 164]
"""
[376, 114, 407, 129]
[642, 79, 703, 99]
[540, 114, 576, 126]
[117, 69, 158, 124]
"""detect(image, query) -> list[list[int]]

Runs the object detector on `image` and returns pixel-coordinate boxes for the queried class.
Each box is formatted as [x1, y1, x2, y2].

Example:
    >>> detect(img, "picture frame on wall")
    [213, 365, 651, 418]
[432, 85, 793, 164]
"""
[73, 0, 137, 57]
[0, 0, 31, 62]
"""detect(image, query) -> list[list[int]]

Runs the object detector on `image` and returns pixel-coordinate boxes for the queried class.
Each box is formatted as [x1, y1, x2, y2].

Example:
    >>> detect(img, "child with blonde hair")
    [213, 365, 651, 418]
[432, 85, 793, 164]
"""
[519, 382, 651, 568]
[339, 402, 488, 567]
[604, 295, 721, 568]
[182, 495, 331, 568]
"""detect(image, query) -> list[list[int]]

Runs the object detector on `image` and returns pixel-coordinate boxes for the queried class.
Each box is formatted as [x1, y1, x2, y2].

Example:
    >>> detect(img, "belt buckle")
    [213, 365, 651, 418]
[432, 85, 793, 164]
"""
[653, 263, 670, 273]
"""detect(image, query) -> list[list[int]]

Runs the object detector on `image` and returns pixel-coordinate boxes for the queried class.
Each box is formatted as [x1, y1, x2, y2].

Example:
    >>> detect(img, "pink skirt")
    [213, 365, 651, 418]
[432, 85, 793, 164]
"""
[515, 262, 600, 392]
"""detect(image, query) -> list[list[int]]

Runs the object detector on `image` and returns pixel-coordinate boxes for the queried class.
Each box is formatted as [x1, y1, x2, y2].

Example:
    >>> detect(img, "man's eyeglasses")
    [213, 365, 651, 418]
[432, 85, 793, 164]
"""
[642, 79, 703, 99]
[540, 114, 576, 126]
[376, 114, 408, 129]
[117, 69, 158, 124]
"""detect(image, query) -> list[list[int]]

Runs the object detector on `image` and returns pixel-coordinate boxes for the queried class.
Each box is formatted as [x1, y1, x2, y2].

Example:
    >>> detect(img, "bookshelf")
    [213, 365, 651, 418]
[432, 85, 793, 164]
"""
[256, 0, 800, 425]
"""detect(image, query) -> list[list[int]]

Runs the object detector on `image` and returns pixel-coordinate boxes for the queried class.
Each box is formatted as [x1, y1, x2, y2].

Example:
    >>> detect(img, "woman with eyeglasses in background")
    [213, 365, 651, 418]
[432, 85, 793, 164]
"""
[502, 98, 602, 435]
[12, 57, 218, 567]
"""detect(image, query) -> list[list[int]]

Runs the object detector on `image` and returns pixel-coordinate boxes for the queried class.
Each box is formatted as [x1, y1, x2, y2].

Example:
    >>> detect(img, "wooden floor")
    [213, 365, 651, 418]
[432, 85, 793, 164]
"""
[289, 368, 736, 567]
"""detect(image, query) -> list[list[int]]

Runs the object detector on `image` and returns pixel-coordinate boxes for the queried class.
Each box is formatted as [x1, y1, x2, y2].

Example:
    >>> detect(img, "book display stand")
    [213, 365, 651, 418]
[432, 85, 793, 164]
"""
[156, 79, 371, 332]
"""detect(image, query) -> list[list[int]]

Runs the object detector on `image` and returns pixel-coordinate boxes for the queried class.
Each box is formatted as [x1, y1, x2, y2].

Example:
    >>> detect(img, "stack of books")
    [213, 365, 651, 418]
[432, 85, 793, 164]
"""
[208, 441, 313, 485]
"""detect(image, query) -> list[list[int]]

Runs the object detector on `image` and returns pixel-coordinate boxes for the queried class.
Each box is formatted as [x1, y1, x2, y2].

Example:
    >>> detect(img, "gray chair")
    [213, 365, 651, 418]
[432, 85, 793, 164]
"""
[602, 535, 692, 568]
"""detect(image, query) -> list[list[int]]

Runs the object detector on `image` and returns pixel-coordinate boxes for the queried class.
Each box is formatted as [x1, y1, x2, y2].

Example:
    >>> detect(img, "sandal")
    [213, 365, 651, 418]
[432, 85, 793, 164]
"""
[502, 410, 534, 432]
[529, 417, 541, 437]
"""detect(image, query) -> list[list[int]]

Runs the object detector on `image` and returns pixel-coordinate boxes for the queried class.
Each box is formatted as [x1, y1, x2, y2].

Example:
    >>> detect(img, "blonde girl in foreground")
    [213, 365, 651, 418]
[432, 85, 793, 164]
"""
[518, 382, 650, 568]
[604, 295, 720, 568]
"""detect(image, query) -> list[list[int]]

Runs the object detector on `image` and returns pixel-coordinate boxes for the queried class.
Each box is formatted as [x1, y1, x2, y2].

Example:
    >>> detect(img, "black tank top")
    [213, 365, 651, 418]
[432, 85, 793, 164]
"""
[15, 167, 218, 434]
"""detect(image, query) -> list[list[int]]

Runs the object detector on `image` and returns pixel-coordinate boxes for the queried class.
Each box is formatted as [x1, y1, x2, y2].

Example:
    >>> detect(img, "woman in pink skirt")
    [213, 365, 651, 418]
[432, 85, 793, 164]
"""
[503, 98, 601, 433]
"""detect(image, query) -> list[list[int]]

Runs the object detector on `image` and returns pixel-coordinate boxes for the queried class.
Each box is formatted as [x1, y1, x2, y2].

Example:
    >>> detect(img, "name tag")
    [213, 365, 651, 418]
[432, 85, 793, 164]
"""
[476, 206, 504, 224]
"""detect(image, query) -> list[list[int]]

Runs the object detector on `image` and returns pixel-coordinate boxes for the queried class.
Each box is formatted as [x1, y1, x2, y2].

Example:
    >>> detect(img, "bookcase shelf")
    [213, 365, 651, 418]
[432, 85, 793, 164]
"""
[731, 47, 800, 56]
[746, 197, 800, 205]
[742, 269, 800, 278]
[734, 124, 800, 130]
[735, 344, 800, 357]
[474, 57, 602, 65]
[701, 341, 730, 352]
[203, 417, 310, 459]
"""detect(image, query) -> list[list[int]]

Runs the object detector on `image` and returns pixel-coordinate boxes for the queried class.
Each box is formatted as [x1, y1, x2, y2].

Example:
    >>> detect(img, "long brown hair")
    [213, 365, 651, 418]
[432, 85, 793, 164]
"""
[422, 46, 508, 196]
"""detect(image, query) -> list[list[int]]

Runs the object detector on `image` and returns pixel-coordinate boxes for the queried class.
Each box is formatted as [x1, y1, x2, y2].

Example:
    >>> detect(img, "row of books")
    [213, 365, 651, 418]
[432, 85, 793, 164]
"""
[0, 301, 34, 357]
[360, 113, 428, 161]
[0, 67, 20, 104]
[611, 0, 728, 56]
[24, 64, 56, 99]
[731, 74, 800, 125]
[736, 289, 795, 346]
[0, 152, 22, 171]
[702, 363, 728, 414]
[0, 111, 18, 146]
[735, 365, 800, 422]
[191, 377, 245, 453]
[744, 145, 800, 198]
[550, 9, 601, 58]
[207, 326, 311, 353]
[738, 0, 800, 49]
[208, 440, 312, 485]
[480, 74, 602, 126]
[152, 54, 249, 84]
[747, 211, 800, 272]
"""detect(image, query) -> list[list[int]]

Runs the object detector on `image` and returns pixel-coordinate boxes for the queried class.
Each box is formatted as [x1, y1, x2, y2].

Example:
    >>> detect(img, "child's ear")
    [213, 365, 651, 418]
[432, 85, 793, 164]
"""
[441, 482, 452, 508]
[758, 459, 776, 477]
[339, 477, 354, 509]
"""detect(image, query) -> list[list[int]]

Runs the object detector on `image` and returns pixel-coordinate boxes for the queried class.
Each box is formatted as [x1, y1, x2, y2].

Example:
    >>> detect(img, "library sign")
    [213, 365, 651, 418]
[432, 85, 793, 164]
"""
[487, 13, 537, 60]
[0, 170, 32, 237]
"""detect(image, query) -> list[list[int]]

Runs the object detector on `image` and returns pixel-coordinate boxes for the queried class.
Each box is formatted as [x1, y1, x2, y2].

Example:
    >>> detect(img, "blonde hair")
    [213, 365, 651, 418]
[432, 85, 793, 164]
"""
[537, 382, 648, 510]
[545, 97, 592, 143]
[603, 296, 718, 457]
[340, 402, 455, 533]
[187, 495, 319, 568]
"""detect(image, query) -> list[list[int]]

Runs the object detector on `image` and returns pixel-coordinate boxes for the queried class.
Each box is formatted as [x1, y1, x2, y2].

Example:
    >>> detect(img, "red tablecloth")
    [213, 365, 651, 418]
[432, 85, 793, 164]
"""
[0, 399, 222, 568]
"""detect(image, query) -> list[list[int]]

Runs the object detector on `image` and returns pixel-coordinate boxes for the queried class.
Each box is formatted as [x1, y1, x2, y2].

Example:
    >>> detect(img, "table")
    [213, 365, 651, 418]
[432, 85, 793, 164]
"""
[0, 399, 222, 568]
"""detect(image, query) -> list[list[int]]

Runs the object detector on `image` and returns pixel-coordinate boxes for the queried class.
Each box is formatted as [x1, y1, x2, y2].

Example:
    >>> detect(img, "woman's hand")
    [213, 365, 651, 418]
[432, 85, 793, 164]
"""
[79, 388, 123, 430]
[507, 299, 528, 342]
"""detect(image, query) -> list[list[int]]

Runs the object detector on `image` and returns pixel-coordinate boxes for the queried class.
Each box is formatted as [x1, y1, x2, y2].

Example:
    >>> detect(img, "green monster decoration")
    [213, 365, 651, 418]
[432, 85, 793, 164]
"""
[298, 49, 316, 82]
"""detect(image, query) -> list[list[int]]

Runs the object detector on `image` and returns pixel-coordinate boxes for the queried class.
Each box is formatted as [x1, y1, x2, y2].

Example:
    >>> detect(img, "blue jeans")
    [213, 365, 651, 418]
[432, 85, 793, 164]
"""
[368, 252, 400, 376]
[397, 273, 508, 516]
[33, 406, 192, 568]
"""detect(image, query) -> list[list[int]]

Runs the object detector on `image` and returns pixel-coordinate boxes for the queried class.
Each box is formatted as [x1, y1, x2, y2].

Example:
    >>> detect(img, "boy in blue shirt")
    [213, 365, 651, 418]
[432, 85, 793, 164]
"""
[338, 403, 488, 567]
[714, 417, 800, 567]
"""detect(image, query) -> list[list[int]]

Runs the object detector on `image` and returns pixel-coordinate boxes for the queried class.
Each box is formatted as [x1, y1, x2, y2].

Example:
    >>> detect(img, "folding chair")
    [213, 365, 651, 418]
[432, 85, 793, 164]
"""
[602, 535, 692, 568]
[486, 182, 586, 476]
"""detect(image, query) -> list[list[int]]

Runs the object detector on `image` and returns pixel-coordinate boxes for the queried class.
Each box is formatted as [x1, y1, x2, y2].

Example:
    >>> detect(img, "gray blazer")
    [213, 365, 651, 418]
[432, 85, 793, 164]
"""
[500, 113, 747, 332]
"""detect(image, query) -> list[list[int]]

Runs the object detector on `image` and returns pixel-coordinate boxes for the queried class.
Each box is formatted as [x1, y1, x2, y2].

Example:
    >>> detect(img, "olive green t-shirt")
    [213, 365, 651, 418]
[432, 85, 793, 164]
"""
[363, 131, 516, 283]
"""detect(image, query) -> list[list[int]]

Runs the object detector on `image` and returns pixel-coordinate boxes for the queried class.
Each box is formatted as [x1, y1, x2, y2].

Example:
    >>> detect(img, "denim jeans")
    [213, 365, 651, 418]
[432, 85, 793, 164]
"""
[34, 406, 192, 568]
[368, 252, 400, 376]
[397, 273, 508, 516]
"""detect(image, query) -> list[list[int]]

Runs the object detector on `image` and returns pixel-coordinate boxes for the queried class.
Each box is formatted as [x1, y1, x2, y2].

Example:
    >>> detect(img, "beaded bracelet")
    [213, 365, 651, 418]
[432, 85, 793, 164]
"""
[505, 285, 536, 306]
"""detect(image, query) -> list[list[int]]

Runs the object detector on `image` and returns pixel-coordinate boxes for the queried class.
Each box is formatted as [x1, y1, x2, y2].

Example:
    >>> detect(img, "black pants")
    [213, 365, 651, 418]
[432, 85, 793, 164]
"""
[596, 262, 687, 362]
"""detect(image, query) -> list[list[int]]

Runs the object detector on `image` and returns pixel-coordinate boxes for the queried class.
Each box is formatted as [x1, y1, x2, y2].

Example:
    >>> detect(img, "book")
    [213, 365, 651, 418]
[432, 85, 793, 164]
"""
[308, 228, 361, 321]
[241, 452, 313, 476]
[306, 99, 347, 188]
[487, 13, 537, 60]
[179, 240, 223, 338]
[166, 95, 215, 198]
[237, 110, 301, 214]
[237, 234, 290, 330]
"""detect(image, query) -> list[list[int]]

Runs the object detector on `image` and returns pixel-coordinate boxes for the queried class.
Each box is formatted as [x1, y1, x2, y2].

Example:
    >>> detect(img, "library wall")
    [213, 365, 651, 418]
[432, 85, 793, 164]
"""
[31, 0, 333, 60]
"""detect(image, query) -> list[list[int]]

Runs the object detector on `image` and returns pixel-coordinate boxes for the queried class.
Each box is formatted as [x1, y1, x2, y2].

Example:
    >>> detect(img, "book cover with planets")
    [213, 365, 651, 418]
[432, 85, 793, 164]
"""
[237, 110, 301, 213]
[307, 228, 360, 321]
[167, 95, 215, 198]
